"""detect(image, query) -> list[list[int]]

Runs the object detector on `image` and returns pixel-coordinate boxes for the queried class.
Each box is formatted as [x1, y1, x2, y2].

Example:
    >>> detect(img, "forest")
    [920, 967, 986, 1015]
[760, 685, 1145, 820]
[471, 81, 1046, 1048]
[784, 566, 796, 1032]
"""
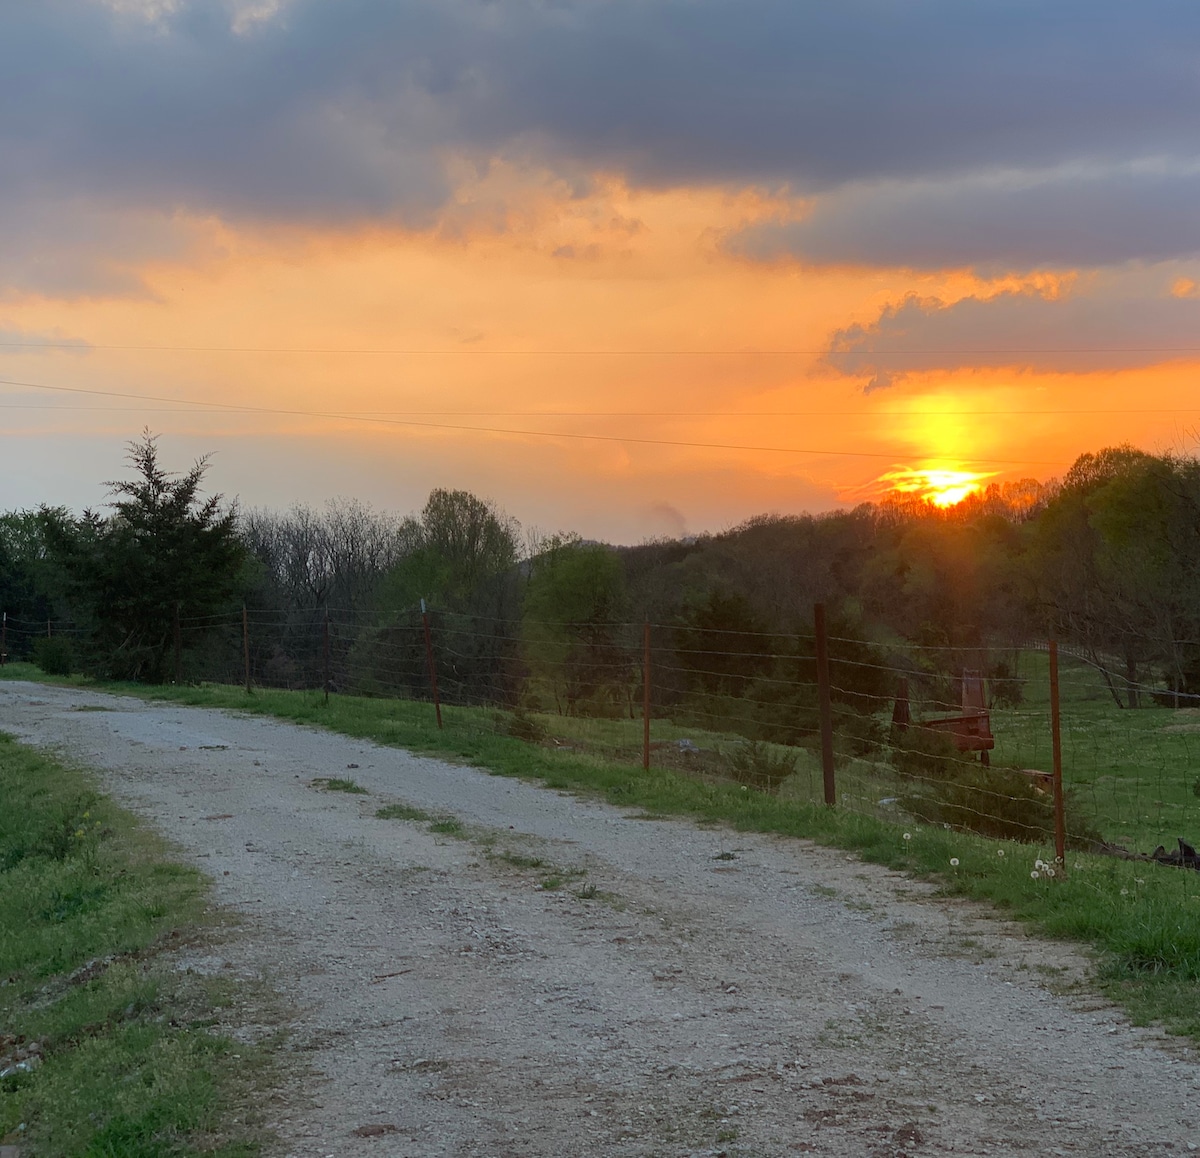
[3, 434, 1199, 735]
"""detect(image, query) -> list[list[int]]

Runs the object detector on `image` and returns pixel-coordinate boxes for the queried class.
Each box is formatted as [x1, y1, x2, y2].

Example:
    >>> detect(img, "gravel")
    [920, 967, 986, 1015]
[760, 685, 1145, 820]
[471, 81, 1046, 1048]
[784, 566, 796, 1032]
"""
[3, 679, 1199, 1157]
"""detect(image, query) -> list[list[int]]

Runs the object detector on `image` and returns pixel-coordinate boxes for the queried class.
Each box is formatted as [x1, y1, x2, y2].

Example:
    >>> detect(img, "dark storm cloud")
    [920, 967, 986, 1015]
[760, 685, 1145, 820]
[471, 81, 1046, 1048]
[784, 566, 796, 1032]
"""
[827, 278, 1200, 391]
[729, 166, 1200, 271]
[4, 0, 1200, 290]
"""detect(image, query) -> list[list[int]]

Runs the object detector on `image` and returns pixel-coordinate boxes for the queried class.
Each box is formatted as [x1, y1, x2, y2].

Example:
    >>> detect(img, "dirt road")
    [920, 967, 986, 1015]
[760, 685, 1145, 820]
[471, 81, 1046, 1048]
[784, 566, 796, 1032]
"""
[2, 681, 1198, 1157]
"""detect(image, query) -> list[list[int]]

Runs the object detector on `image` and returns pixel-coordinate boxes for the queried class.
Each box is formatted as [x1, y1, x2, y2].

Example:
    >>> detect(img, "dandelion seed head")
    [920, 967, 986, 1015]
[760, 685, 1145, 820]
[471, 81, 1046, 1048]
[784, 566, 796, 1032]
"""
[997, 849, 1005, 858]
[1120, 888, 1129, 896]
[903, 833, 912, 841]
[950, 858, 960, 867]
[1045, 867, 1056, 878]
[1031, 870, 1040, 879]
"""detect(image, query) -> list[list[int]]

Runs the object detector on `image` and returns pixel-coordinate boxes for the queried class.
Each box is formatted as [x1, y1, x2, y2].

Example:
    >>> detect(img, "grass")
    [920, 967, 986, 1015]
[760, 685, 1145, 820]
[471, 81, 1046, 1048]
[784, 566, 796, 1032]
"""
[0, 730, 277, 1156]
[5, 662, 1200, 1040]
[374, 803, 429, 822]
[311, 777, 367, 794]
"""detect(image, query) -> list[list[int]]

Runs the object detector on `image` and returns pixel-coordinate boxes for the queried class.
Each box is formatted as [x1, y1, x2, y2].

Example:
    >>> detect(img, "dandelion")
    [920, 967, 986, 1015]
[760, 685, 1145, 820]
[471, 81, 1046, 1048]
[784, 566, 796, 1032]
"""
[1045, 867, 1056, 878]
[1034, 858, 1045, 870]
[950, 858, 960, 867]
[997, 849, 1005, 858]
[74, 828, 85, 839]
[1120, 888, 1129, 896]
[1031, 870, 1040, 879]
[903, 832, 912, 841]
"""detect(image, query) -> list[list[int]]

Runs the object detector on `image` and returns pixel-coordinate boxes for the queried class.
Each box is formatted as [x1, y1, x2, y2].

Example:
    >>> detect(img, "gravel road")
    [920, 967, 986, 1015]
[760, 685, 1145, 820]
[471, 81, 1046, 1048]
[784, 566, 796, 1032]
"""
[2, 680, 1198, 1157]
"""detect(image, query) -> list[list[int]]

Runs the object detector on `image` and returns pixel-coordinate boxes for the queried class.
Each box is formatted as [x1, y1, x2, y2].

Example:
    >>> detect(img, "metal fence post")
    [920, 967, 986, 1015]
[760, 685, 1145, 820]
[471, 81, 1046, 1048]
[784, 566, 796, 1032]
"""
[1049, 639, 1066, 863]
[421, 599, 443, 730]
[323, 609, 331, 705]
[242, 605, 252, 694]
[643, 619, 651, 771]
[814, 603, 836, 806]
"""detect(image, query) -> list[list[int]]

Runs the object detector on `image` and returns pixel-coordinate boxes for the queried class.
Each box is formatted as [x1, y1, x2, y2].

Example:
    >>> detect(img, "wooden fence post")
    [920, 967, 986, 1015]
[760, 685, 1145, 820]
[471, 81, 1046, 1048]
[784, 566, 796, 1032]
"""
[1049, 639, 1066, 864]
[814, 603, 836, 806]
[173, 601, 182, 684]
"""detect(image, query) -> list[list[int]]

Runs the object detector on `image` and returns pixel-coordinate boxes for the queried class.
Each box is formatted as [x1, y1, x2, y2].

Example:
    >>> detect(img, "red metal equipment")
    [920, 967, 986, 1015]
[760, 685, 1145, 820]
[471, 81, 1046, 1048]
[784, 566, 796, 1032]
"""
[894, 670, 995, 765]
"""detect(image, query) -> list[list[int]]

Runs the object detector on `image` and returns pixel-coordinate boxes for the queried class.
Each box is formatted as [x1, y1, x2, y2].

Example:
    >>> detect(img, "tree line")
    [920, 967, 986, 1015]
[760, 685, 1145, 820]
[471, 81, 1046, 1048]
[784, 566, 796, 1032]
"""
[4, 433, 1200, 730]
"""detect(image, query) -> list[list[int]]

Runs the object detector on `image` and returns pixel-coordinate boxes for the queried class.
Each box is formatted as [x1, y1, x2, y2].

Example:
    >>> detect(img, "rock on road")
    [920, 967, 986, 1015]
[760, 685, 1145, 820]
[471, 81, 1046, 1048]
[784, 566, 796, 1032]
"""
[2, 681, 1198, 1157]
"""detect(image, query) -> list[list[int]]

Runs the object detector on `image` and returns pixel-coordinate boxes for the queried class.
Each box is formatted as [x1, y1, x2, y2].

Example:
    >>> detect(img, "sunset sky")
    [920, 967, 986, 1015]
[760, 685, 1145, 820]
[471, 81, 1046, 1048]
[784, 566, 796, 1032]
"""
[4, 1, 1200, 541]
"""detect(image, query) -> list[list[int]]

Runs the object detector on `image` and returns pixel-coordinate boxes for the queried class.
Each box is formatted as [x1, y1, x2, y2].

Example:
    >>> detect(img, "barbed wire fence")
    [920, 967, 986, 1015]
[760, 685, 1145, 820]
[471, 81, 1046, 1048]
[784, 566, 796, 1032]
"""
[5, 602, 1200, 858]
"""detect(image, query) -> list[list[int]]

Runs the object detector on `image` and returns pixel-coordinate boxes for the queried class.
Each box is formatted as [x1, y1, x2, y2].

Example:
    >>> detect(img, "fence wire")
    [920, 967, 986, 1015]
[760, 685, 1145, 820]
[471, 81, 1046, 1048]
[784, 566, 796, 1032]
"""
[6, 606, 1199, 856]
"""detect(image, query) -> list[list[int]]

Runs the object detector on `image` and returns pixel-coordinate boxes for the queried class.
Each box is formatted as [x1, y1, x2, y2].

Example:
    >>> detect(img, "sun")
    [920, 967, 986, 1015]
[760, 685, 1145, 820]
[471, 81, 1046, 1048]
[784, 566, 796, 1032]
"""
[875, 465, 994, 508]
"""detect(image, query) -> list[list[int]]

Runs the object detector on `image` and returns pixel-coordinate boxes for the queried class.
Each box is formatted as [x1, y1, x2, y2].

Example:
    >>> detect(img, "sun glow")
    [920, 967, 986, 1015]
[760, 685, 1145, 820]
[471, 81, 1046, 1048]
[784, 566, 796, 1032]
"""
[877, 466, 994, 508]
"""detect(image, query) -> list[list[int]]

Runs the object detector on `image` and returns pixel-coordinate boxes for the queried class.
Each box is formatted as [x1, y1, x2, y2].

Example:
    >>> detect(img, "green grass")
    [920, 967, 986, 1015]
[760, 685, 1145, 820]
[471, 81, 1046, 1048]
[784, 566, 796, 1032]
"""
[0, 730, 276, 1156]
[374, 803, 429, 822]
[312, 777, 367, 794]
[5, 663, 1200, 1039]
[978, 649, 1200, 851]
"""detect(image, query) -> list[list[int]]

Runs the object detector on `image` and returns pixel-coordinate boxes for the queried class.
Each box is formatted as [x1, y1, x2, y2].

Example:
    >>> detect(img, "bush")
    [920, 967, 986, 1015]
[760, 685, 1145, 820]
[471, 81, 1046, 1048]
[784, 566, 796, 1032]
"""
[497, 707, 547, 743]
[32, 635, 74, 676]
[898, 760, 1100, 846]
[891, 725, 973, 781]
[724, 740, 797, 794]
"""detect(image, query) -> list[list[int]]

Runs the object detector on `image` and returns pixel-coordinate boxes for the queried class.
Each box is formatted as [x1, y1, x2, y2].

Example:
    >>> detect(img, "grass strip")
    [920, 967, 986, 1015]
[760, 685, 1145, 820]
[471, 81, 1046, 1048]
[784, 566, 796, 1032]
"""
[7, 665, 1200, 1041]
[0, 728, 276, 1156]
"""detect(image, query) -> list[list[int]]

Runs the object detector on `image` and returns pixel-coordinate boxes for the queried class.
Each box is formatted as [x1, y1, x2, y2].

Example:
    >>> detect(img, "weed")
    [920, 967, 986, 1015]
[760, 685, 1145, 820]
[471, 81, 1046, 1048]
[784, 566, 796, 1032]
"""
[429, 817, 464, 836]
[314, 777, 368, 794]
[374, 803, 429, 821]
[497, 851, 545, 869]
[576, 883, 599, 899]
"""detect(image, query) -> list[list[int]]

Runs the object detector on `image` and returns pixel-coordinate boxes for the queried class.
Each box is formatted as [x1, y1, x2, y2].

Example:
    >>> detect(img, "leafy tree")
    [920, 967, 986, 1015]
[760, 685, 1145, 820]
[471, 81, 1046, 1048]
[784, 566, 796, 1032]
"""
[1029, 446, 1200, 705]
[522, 539, 633, 716]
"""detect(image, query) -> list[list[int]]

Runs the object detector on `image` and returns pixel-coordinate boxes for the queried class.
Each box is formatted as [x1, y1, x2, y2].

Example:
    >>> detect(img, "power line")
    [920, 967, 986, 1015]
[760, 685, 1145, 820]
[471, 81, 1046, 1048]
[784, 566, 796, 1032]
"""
[0, 375, 1071, 467]
[6, 340, 1200, 356]
[1, 402, 1199, 418]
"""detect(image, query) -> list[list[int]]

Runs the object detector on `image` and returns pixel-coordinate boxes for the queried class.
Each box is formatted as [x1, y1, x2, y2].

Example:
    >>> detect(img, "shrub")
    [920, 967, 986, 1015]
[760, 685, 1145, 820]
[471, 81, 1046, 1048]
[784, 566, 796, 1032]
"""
[724, 740, 797, 794]
[498, 707, 547, 743]
[891, 725, 973, 781]
[32, 635, 74, 676]
[898, 761, 1099, 847]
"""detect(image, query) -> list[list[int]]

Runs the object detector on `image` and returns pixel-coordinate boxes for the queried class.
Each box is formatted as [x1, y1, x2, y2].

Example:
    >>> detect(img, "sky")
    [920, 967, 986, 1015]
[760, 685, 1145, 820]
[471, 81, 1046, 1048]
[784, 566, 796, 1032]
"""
[3, 0, 1200, 542]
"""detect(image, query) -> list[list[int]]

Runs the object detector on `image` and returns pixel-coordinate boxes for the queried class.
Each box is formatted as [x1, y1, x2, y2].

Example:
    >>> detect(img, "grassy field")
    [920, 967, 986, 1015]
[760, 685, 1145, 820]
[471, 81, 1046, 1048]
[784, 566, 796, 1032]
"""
[0, 730, 278, 1157]
[4, 661, 1200, 1042]
[991, 649, 1200, 851]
